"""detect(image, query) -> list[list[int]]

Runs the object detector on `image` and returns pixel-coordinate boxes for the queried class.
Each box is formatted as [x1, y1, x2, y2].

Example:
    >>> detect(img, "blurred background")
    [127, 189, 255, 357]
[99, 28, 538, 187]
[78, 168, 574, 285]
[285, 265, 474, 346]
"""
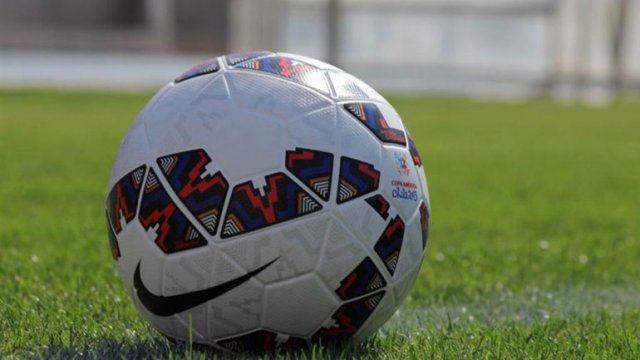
[2, 1, 640, 357]
[1, 0, 640, 101]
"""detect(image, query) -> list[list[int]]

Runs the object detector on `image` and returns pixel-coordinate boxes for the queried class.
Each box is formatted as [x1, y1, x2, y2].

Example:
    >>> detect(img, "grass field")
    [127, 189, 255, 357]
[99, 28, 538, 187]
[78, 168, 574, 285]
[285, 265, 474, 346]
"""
[1, 90, 639, 358]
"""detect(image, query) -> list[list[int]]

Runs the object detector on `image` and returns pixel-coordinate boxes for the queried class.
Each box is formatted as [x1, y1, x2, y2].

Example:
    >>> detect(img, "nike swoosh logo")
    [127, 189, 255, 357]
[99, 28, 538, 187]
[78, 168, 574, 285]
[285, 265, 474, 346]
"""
[134, 258, 278, 317]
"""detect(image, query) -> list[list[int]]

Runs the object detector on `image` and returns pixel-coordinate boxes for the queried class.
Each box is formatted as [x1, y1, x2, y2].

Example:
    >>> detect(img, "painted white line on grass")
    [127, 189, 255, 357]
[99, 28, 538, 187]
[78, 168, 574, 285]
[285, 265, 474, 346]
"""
[384, 285, 640, 333]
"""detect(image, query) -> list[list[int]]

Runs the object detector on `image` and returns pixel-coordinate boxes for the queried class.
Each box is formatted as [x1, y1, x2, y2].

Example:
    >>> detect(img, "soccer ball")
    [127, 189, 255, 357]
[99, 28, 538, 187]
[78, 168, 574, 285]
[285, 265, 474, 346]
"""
[105, 52, 430, 353]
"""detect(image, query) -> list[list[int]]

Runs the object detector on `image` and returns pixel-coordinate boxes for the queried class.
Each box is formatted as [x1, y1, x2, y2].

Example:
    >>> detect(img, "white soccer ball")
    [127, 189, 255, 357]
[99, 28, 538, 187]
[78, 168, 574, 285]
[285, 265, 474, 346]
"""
[105, 52, 430, 353]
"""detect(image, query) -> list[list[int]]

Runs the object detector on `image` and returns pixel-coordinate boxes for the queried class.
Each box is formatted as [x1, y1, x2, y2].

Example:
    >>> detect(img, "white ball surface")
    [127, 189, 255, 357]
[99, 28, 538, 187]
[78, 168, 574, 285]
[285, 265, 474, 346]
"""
[105, 52, 430, 353]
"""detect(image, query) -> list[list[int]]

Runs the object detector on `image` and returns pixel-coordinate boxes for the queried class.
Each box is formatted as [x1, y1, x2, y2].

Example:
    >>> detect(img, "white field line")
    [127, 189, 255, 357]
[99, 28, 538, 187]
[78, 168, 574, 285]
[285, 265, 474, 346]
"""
[384, 285, 640, 333]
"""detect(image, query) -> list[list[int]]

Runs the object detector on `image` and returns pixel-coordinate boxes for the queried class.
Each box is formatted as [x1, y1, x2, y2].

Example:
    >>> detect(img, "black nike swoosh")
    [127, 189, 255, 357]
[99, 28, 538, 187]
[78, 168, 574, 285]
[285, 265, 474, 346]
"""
[134, 258, 278, 317]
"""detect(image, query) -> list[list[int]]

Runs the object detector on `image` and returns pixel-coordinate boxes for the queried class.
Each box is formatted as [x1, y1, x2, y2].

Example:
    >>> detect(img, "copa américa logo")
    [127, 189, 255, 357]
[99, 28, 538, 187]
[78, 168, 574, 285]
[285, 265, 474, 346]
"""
[391, 152, 418, 201]
[394, 152, 410, 176]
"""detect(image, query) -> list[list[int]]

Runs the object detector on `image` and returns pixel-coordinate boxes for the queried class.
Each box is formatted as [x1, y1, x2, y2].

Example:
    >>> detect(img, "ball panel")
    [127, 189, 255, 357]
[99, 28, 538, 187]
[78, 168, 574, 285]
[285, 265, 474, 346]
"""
[226, 71, 332, 121]
[369, 101, 408, 140]
[225, 51, 273, 66]
[114, 220, 158, 279]
[234, 55, 331, 95]
[285, 147, 334, 202]
[138, 168, 208, 254]
[391, 210, 424, 281]
[286, 105, 338, 152]
[336, 73, 387, 103]
[161, 250, 213, 296]
[141, 76, 233, 168]
[106, 165, 146, 235]
[419, 201, 430, 250]
[220, 172, 322, 238]
[312, 291, 386, 343]
[189, 72, 231, 105]
[276, 52, 342, 71]
[263, 274, 338, 335]
[337, 156, 381, 204]
[327, 71, 370, 99]
[417, 169, 431, 213]
[128, 251, 166, 317]
[336, 105, 383, 165]
[392, 259, 422, 308]
[151, 312, 201, 343]
[365, 194, 391, 221]
[221, 214, 330, 284]
[216, 329, 306, 354]
[316, 219, 373, 292]
[106, 212, 120, 260]
[335, 256, 387, 301]
[143, 76, 229, 158]
[407, 135, 431, 211]
[343, 102, 407, 146]
[174, 57, 220, 84]
[205, 109, 284, 183]
[351, 288, 397, 343]
[108, 122, 152, 190]
[408, 137, 423, 168]
[156, 149, 229, 236]
[207, 277, 265, 337]
[373, 215, 405, 276]
[334, 196, 389, 249]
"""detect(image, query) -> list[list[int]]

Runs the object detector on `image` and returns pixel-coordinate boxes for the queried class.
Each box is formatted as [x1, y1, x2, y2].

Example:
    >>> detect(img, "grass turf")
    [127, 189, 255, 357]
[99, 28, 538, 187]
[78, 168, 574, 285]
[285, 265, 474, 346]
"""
[0, 90, 638, 358]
